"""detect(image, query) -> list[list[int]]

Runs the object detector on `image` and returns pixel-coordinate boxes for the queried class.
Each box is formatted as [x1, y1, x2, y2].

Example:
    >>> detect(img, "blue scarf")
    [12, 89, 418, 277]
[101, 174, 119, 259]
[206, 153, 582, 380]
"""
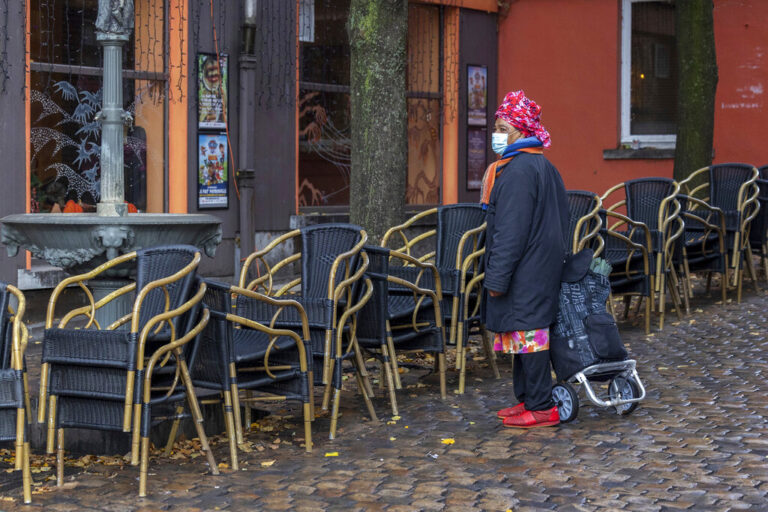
[501, 137, 544, 159]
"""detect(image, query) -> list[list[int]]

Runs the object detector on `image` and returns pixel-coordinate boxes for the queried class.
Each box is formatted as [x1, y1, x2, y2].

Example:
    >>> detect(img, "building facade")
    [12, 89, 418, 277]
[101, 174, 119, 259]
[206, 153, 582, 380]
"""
[0, 0, 499, 284]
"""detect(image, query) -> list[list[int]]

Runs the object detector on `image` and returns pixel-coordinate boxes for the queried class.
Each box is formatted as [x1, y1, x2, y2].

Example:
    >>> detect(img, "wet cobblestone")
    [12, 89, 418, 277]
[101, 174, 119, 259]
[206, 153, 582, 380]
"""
[2, 286, 768, 511]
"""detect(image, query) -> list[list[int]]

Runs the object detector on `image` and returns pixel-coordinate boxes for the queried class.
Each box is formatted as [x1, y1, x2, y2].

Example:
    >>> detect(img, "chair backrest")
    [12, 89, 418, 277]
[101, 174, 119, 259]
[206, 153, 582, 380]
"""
[355, 246, 390, 342]
[709, 163, 755, 211]
[567, 190, 599, 251]
[624, 178, 676, 231]
[301, 223, 364, 298]
[135, 245, 199, 332]
[759, 165, 768, 180]
[0, 283, 11, 370]
[435, 204, 486, 268]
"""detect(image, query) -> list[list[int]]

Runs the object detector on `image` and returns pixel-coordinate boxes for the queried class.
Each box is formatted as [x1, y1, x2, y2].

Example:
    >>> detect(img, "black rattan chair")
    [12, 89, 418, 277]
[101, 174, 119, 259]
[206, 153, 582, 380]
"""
[0, 283, 31, 504]
[239, 223, 375, 438]
[602, 178, 684, 330]
[381, 204, 498, 394]
[749, 165, 768, 280]
[192, 279, 315, 469]
[675, 193, 729, 306]
[355, 246, 446, 416]
[680, 163, 760, 302]
[566, 190, 603, 255]
[39, 245, 217, 497]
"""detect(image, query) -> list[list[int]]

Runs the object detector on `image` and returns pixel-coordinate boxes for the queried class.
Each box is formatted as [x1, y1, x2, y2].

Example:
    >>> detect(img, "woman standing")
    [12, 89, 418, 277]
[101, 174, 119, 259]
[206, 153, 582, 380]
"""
[481, 90, 569, 428]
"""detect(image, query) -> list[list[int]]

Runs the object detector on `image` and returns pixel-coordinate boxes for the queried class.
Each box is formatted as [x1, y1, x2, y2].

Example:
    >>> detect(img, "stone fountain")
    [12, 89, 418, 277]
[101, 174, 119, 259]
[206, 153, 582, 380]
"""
[1, 0, 222, 320]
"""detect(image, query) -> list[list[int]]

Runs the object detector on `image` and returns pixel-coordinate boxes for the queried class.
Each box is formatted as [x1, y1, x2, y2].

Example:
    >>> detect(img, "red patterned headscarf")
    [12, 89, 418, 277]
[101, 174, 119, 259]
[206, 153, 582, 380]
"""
[495, 90, 551, 148]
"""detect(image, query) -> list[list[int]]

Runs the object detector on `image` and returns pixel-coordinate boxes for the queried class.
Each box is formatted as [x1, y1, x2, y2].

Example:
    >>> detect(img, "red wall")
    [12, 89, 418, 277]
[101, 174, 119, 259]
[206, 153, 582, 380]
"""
[497, 0, 768, 197]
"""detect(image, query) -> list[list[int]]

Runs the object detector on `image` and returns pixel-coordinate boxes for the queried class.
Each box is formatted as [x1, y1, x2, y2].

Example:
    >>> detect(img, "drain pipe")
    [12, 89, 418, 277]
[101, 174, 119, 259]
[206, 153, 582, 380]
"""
[237, 0, 259, 270]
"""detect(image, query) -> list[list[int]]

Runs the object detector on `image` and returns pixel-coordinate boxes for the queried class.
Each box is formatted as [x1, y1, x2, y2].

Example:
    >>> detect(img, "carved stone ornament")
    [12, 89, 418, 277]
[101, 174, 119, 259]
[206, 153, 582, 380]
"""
[95, 0, 135, 40]
[92, 225, 136, 261]
[197, 225, 224, 258]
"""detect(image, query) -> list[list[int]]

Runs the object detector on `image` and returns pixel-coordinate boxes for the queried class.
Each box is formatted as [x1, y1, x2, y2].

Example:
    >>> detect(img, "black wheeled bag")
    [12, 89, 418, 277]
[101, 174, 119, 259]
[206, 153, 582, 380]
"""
[550, 249, 627, 381]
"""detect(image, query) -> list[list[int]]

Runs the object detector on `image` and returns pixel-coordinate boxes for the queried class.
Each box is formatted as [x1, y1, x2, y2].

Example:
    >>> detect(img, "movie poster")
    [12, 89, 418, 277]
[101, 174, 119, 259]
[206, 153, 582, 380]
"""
[198, 53, 228, 129]
[467, 65, 487, 126]
[467, 127, 487, 190]
[197, 133, 228, 209]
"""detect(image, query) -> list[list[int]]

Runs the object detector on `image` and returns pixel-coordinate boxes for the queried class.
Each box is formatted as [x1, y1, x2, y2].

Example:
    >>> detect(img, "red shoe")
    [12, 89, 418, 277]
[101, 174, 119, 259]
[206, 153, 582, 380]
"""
[497, 403, 526, 418]
[502, 407, 560, 428]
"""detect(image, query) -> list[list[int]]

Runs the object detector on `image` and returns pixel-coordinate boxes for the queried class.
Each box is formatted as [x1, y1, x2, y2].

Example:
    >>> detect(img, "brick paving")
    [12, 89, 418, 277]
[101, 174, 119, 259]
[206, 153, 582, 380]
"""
[2, 285, 768, 511]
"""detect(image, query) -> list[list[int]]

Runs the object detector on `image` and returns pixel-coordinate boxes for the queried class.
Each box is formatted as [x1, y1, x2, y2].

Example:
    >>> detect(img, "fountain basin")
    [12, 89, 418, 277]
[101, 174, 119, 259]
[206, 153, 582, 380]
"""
[1, 213, 222, 276]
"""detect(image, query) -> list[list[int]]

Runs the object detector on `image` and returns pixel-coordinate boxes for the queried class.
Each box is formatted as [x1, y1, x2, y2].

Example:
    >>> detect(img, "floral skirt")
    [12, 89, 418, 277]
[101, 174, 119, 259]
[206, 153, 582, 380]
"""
[494, 327, 550, 354]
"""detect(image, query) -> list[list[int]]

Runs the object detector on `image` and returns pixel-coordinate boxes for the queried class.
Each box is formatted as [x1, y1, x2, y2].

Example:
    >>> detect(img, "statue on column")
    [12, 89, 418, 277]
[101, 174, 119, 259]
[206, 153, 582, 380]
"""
[96, 0, 135, 39]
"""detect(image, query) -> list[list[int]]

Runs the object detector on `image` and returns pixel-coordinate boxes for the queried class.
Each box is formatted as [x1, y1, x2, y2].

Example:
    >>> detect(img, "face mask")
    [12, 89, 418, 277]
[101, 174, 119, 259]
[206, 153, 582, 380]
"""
[491, 132, 508, 155]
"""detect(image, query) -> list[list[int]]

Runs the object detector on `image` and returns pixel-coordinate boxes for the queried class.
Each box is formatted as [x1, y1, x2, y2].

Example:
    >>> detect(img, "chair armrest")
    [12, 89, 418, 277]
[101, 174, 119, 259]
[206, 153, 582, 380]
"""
[327, 230, 368, 301]
[239, 230, 302, 294]
[46, 251, 137, 329]
[455, 222, 486, 270]
[7, 285, 26, 371]
[602, 229, 651, 278]
[386, 250, 443, 301]
[381, 208, 438, 252]
[231, 285, 311, 341]
[679, 166, 711, 196]
[604, 210, 653, 252]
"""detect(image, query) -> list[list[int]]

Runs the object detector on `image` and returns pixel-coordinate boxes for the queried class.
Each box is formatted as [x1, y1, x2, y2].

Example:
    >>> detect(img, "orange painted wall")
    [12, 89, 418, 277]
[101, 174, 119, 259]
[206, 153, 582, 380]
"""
[497, 0, 768, 197]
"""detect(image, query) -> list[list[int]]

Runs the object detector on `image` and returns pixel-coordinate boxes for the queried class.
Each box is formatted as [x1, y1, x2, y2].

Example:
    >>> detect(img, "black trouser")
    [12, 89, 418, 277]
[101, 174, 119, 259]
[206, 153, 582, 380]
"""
[512, 351, 554, 411]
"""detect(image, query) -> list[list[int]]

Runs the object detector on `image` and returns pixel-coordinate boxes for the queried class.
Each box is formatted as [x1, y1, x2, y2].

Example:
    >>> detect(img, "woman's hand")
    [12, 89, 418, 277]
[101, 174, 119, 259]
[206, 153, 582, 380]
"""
[488, 289, 502, 297]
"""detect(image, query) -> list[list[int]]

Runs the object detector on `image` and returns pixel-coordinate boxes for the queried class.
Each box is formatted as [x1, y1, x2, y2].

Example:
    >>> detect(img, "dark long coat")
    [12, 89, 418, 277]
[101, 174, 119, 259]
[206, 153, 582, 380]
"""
[483, 152, 569, 333]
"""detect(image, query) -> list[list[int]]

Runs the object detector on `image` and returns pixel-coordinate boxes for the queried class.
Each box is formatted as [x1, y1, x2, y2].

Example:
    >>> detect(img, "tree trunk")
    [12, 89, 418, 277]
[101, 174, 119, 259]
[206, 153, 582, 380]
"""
[348, 0, 408, 243]
[674, 0, 718, 182]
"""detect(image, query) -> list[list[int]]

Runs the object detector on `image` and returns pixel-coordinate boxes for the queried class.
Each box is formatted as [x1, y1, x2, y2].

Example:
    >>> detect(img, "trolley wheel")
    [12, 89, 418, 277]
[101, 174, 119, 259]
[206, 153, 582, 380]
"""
[552, 383, 579, 423]
[609, 375, 640, 415]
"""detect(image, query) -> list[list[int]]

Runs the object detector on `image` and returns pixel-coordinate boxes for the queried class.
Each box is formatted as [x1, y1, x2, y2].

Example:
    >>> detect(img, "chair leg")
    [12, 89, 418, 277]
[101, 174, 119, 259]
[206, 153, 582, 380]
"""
[327, 387, 341, 439]
[56, 428, 64, 487]
[46, 395, 57, 454]
[139, 435, 151, 497]
[38, 363, 49, 424]
[353, 346, 374, 397]
[658, 274, 666, 330]
[683, 257, 694, 299]
[178, 359, 219, 476]
[222, 391, 239, 471]
[706, 272, 713, 294]
[762, 244, 768, 281]
[481, 328, 500, 380]
[22, 441, 31, 504]
[633, 295, 644, 318]
[230, 384, 244, 446]
[668, 270, 684, 321]
[22, 372, 32, 424]
[131, 403, 142, 465]
[163, 405, 184, 457]
[386, 332, 402, 390]
[721, 270, 728, 304]
[737, 267, 744, 304]
[321, 358, 335, 412]
[608, 293, 617, 319]
[380, 344, 399, 417]
[623, 295, 632, 319]
[353, 368, 378, 424]
[746, 250, 760, 293]
[244, 390, 253, 431]
[644, 294, 651, 335]
[458, 343, 468, 395]
[438, 353, 447, 400]
[15, 409, 24, 471]
[302, 402, 314, 453]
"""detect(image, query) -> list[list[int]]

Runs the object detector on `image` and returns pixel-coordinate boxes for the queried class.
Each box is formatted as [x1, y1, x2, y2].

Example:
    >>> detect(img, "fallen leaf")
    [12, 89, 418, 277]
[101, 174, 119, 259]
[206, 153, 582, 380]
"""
[441, 438, 455, 445]
[325, 452, 339, 457]
[389, 437, 397, 441]
[260, 460, 276, 467]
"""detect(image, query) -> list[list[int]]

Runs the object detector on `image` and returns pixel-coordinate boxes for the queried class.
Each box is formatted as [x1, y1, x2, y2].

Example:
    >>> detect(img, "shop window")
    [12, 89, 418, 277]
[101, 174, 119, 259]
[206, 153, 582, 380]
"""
[298, 1, 442, 208]
[29, 0, 166, 213]
[620, 0, 677, 148]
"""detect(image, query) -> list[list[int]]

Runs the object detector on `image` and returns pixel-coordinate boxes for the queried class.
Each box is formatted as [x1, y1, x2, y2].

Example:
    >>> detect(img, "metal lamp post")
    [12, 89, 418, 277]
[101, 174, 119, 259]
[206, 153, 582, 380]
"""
[95, 0, 135, 217]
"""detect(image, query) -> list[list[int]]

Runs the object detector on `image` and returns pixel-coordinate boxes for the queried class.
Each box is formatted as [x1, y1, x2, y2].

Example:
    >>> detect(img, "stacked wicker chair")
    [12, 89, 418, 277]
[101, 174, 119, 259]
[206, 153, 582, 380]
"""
[0, 283, 31, 504]
[380, 204, 498, 394]
[679, 163, 761, 302]
[748, 165, 768, 280]
[39, 245, 216, 497]
[566, 190, 604, 255]
[238, 223, 375, 439]
[192, 279, 315, 470]
[355, 246, 446, 416]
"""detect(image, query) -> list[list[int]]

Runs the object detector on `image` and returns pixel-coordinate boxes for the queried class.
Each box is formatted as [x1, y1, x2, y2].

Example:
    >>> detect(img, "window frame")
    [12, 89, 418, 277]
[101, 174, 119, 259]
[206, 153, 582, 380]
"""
[620, 0, 676, 149]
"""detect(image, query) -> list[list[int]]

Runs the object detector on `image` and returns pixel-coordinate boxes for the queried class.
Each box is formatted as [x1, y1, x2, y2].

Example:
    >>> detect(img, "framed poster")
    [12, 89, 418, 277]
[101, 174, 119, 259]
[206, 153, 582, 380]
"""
[198, 53, 228, 129]
[467, 127, 487, 190]
[467, 65, 487, 126]
[197, 133, 229, 209]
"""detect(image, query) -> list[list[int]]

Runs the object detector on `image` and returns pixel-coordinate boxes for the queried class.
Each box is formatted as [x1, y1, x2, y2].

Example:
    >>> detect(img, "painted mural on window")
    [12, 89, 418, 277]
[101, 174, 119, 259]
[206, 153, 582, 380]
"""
[30, 76, 162, 213]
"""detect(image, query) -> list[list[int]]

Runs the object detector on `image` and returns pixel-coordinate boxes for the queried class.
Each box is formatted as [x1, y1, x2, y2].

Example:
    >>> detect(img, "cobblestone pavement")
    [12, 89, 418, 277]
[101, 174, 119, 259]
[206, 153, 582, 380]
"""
[2, 285, 768, 511]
